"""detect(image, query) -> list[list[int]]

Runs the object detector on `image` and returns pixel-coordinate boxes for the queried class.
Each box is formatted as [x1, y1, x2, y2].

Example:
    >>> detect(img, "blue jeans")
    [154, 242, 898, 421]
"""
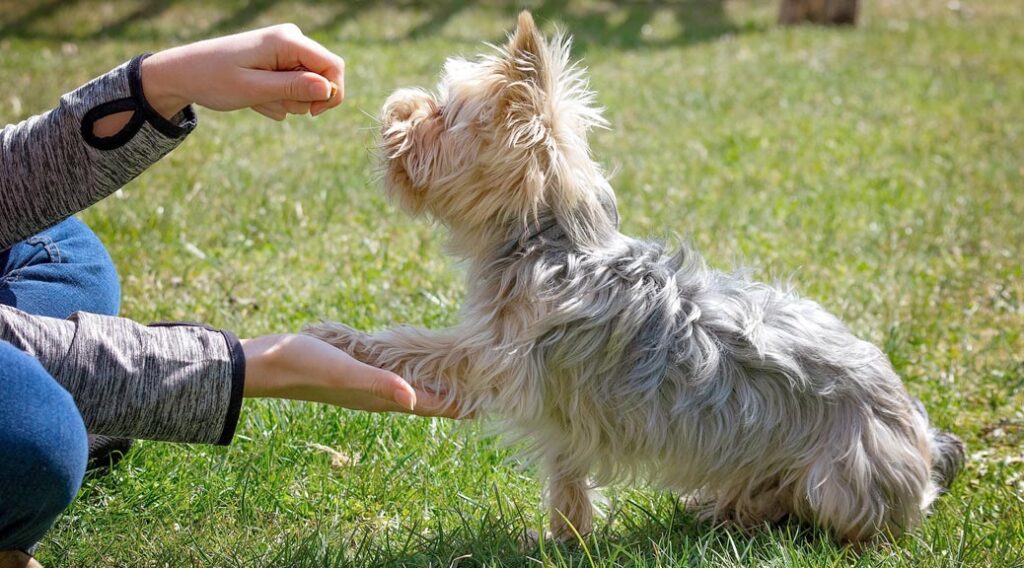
[0, 217, 120, 551]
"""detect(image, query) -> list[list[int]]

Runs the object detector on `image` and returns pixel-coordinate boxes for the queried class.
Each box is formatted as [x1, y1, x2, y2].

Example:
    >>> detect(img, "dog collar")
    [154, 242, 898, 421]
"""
[524, 217, 561, 244]
[494, 217, 561, 260]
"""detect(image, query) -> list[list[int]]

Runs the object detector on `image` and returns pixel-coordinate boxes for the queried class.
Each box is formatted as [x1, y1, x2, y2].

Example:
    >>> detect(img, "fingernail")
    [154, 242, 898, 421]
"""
[395, 389, 416, 411]
[329, 81, 339, 101]
[310, 79, 331, 102]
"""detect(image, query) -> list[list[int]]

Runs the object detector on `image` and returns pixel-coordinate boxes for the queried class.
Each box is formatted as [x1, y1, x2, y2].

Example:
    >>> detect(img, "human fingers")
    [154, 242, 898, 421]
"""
[284, 34, 345, 116]
[252, 104, 286, 121]
[242, 68, 332, 105]
[408, 388, 471, 419]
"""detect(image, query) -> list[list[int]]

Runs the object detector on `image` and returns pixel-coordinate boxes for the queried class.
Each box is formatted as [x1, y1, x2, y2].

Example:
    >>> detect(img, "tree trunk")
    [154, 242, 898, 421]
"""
[779, 0, 859, 26]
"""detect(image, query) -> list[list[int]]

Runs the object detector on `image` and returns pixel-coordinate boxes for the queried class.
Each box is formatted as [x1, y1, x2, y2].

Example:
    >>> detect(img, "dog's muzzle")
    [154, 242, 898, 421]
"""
[382, 88, 437, 130]
[380, 88, 438, 161]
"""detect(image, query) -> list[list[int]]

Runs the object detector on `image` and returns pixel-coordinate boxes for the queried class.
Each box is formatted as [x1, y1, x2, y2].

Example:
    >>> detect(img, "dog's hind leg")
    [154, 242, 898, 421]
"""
[797, 415, 934, 542]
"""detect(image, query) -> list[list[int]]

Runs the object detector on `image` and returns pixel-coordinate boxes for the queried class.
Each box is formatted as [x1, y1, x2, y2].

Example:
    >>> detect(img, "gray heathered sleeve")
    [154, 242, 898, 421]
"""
[0, 304, 244, 445]
[1, 56, 244, 444]
[0, 55, 196, 249]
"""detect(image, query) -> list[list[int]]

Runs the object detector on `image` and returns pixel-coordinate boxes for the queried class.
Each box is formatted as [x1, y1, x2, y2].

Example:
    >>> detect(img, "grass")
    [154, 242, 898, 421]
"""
[2, 0, 1023, 565]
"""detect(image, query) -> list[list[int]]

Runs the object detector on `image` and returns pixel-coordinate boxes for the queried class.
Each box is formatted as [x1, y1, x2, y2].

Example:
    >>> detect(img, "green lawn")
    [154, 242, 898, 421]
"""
[2, 0, 1023, 565]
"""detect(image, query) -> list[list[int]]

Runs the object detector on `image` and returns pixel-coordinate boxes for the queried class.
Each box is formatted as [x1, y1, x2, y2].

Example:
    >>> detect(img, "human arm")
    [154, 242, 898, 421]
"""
[104, 23, 345, 132]
[0, 305, 456, 445]
[0, 24, 345, 249]
[0, 55, 195, 249]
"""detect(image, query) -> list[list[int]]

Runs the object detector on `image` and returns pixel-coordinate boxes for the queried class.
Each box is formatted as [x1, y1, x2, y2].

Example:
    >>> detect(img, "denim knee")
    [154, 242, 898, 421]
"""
[50, 217, 121, 315]
[0, 342, 89, 552]
[0, 217, 120, 318]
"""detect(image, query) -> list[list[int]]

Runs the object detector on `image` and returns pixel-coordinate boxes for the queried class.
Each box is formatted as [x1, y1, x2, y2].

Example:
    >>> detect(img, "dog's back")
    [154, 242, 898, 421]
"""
[507, 231, 963, 540]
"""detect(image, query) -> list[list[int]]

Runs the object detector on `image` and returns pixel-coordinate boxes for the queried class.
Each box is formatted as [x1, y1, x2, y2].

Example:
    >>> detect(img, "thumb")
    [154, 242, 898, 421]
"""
[391, 380, 417, 412]
[366, 368, 417, 411]
[244, 69, 333, 104]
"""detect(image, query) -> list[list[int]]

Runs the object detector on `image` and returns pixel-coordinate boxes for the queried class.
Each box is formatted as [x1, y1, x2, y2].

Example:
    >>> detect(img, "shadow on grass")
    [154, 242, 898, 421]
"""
[258, 497, 839, 567]
[0, 0, 756, 51]
[0, 0, 83, 41]
[91, 0, 178, 40]
[526, 0, 744, 52]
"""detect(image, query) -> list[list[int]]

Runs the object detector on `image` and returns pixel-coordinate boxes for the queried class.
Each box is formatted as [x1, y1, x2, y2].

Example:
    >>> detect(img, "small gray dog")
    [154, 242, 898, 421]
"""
[306, 12, 964, 543]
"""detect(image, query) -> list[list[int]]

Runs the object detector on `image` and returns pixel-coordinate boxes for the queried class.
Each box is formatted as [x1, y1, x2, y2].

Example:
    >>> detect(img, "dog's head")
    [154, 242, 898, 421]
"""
[380, 11, 617, 255]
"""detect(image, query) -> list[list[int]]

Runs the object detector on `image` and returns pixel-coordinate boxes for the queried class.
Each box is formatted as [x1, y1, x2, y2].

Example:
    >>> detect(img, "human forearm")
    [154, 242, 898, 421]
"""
[0, 56, 195, 250]
[0, 305, 242, 444]
[0, 24, 347, 251]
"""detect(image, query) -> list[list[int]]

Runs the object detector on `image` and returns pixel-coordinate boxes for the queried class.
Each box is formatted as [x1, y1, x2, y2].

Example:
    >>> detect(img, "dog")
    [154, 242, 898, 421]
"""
[305, 11, 964, 543]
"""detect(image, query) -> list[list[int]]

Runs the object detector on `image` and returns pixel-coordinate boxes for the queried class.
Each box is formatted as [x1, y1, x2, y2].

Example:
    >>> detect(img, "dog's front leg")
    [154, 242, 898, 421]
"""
[302, 321, 373, 360]
[303, 322, 471, 399]
[545, 454, 596, 542]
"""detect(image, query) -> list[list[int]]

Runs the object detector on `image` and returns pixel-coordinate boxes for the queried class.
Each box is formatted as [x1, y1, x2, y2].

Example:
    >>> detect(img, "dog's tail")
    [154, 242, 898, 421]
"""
[913, 398, 966, 492]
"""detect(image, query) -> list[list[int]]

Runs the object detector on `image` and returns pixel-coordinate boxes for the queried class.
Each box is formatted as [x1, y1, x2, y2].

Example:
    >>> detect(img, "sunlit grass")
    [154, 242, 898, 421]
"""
[1, 0, 1021, 565]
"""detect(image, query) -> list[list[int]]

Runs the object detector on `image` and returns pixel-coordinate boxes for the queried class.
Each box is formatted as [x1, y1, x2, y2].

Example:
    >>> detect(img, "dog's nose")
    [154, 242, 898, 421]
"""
[382, 88, 434, 125]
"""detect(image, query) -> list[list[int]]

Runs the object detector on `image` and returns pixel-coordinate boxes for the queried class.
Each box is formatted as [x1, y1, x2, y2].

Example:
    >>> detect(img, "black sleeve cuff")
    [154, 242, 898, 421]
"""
[217, 329, 246, 446]
[81, 53, 197, 151]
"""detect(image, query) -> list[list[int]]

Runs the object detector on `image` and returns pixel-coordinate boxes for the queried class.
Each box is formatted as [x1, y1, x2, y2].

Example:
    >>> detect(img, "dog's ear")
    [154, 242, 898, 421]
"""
[499, 11, 553, 150]
[506, 11, 550, 90]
